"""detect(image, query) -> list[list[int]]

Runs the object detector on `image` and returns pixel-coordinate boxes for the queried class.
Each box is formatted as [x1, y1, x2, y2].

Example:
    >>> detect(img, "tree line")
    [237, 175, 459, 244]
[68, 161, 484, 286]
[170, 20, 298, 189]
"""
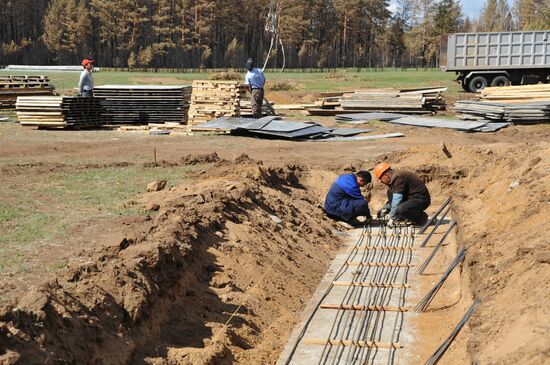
[0, 0, 549, 69]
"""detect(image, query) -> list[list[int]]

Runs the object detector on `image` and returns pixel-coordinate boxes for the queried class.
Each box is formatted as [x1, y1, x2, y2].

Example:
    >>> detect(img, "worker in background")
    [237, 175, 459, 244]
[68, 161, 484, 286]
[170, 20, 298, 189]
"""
[78, 59, 94, 97]
[374, 162, 430, 227]
[244, 58, 265, 118]
[324, 171, 372, 226]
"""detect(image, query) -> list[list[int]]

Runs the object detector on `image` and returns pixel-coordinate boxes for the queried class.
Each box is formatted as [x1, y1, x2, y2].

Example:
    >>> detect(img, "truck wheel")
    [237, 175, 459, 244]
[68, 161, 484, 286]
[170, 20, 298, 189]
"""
[469, 76, 488, 92]
[461, 80, 469, 91]
[490, 76, 510, 87]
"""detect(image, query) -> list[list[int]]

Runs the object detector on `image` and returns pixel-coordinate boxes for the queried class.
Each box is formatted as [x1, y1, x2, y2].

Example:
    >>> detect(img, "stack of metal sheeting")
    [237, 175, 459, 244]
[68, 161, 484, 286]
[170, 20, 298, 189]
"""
[505, 103, 550, 124]
[16, 96, 103, 128]
[0, 75, 55, 108]
[93, 85, 191, 125]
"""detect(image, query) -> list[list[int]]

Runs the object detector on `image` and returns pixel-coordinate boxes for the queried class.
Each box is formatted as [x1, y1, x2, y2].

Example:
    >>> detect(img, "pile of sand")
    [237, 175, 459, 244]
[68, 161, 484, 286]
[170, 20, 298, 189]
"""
[0, 156, 341, 364]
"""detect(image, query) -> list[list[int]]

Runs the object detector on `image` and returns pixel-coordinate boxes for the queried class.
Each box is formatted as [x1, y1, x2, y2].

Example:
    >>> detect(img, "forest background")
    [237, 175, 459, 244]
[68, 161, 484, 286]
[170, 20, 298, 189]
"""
[1, 0, 549, 69]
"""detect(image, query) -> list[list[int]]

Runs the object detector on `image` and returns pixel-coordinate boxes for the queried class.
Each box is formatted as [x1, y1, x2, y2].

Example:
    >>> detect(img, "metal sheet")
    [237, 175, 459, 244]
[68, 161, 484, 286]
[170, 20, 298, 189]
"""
[330, 128, 374, 136]
[335, 112, 408, 122]
[192, 116, 279, 131]
[257, 120, 315, 132]
[390, 117, 487, 131]
[313, 133, 405, 142]
[252, 125, 332, 138]
[474, 122, 510, 132]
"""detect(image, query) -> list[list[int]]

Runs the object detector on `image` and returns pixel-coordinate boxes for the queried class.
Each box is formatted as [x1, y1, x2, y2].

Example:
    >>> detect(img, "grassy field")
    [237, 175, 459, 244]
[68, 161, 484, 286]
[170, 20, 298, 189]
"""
[0, 164, 194, 275]
[0, 68, 460, 95]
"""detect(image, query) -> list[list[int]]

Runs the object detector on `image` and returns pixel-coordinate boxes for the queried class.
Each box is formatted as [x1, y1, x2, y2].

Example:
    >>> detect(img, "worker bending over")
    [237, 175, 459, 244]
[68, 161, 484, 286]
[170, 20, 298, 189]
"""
[374, 163, 430, 227]
[324, 171, 372, 225]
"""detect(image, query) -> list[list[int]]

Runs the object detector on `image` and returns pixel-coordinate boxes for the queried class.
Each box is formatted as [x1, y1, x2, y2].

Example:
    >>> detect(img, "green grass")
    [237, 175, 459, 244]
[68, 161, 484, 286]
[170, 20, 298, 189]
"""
[0, 68, 460, 95]
[0, 164, 195, 274]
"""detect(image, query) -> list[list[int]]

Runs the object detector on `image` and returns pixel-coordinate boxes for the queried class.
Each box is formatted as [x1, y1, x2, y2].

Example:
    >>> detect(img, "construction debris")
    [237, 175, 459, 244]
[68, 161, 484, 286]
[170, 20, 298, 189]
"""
[335, 112, 408, 123]
[16, 96, 103, 128]
[93, 85, 191, 125]
[0, 75, 55, 108]
[307, 87, 447, 116]
[388, 116, 488, 131]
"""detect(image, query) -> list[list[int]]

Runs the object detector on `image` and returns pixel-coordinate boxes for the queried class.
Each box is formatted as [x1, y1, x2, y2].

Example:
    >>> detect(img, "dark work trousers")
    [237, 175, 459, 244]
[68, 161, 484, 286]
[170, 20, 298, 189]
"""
[387, 190, 430, 225]
[80, 90, 93, 97]
[251, 88, 264, 118]
[325, 200, 370, 223]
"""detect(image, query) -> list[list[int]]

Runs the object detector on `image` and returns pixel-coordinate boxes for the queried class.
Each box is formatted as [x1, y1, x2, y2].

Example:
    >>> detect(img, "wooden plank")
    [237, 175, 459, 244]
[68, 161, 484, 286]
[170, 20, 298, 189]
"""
[319, 304, 409, 312]
[303, 338, 402, 349]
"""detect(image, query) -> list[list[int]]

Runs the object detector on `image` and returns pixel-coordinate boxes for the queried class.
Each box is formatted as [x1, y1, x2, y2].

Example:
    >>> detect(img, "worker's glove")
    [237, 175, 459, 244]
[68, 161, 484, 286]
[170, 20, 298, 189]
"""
[377, 205, 390, 219]
[387, 218, 395, 228]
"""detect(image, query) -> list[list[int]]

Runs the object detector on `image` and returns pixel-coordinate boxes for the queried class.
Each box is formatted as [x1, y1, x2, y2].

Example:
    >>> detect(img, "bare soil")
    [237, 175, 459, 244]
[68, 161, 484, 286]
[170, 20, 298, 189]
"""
[0, 121, 549, 364]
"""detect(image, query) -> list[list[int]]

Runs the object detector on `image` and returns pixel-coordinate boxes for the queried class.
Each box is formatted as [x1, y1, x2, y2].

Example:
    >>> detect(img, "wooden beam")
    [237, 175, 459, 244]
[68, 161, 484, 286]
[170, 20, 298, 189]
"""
[332, 281, 410, 288]
[303, 338, 402, 349]
[319, 304, 409, 312]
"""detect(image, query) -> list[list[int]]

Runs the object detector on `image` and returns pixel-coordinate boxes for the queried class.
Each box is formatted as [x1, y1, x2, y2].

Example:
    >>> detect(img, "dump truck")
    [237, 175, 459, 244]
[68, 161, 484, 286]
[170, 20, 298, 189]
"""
[441, 30, 550, 92]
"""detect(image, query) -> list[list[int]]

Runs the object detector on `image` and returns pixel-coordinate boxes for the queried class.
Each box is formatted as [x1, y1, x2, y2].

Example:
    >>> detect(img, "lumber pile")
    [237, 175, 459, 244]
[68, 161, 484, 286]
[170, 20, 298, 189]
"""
[188, 80, 246, 126]
[16, 96, 103, 128]
[93, 85, 191, 125]
[306, 87, 446, 116]
[455, 84, 550, 124]
[480, 84, 550, 103]
[0, 75, 55, 108]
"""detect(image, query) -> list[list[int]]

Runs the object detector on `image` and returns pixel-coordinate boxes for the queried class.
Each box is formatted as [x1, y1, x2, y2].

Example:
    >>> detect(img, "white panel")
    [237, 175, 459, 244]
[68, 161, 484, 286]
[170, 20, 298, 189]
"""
[512, 33, 522, 43]
[488, 56, 498, 66]
[501, 33, 511, 43]
[467, 46, 476, 56]
[489, 34, 499, 44]
[467, 34, 476, 44]
[523, 33, 533, 43]
[511, 55, 520, 65]
[511, 44, 521, 54]
[466, 57, 475, 66]
[478, 34, 488, 45]
[456, 46, 465, 56]
[499, 56, 510, 65]
[488, 45, 498, 55]
[522, 44, 532, 53]
[500, 45, 510, 55]
[534, 55, 543, 65]
[478, 45, 487, 56]
[534, 44, 544, 53]
[522, 55, 532, 65]
[456, 34, 466, 45]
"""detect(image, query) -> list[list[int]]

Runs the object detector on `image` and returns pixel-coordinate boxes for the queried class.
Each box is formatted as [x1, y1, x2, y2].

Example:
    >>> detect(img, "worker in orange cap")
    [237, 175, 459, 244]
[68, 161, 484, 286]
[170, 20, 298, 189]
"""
[374, 162, 430, 227]
[79, 59, 95, 97]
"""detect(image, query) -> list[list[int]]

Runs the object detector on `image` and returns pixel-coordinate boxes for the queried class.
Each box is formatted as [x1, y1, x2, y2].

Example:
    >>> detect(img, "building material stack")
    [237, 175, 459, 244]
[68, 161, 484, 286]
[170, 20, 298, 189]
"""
[16, 96, 103, 128]
[0, 75, 55, 108]
[454, 84, 550, 124]
[187, 80, 246, 127]
[306, 87, 447, 116]
[93, 85, 192, 125]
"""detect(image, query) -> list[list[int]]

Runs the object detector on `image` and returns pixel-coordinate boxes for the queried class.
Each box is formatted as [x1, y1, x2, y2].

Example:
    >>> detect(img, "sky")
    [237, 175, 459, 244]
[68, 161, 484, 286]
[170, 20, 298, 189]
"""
[389, 0, 514, 19]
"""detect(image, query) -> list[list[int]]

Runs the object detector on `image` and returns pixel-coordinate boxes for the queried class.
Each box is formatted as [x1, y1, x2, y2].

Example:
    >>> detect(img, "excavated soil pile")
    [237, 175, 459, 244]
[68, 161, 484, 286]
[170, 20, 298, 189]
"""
[375, 140, 550, 365]
[0, 156, 341, 364]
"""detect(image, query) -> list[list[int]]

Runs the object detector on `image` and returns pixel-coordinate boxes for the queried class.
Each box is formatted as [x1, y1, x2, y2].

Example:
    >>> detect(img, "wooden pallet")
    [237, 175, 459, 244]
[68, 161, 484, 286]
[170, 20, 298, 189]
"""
[187, 80, 246, 126]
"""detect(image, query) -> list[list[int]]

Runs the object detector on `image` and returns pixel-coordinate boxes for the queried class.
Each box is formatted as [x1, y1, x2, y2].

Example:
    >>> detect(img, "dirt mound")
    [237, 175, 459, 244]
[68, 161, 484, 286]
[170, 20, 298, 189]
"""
[377, 141, 550, 364]
[181, 152, 222, 165]
[0, 160, 341, 364]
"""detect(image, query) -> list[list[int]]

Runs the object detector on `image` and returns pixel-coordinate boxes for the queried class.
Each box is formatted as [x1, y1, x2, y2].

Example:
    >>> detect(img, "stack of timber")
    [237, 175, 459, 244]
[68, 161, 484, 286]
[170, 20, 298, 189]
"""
[0, 75, 55, 108]
[306, 87, 447, 116]
[16, 96, 103, 128]
[93, 85, 191, 125]
[188, 80, 246, 126]
[480, 84, 550, 103]
[455, 84, 550, 124]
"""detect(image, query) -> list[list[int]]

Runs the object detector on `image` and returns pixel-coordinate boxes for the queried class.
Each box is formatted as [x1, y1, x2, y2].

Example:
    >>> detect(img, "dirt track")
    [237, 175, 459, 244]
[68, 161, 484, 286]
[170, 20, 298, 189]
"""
[0, 121, 549, 364]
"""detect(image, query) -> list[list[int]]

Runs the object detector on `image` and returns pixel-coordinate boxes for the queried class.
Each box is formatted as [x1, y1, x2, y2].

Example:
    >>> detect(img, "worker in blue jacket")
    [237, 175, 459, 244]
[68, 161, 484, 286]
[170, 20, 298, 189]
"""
[324, 171, 372, 225]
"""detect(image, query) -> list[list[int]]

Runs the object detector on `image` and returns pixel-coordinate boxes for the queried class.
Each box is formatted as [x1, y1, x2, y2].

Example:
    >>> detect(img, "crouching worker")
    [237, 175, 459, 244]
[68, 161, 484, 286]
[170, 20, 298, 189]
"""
[374, 162, 430, 227]
[324, 171, 372, 226]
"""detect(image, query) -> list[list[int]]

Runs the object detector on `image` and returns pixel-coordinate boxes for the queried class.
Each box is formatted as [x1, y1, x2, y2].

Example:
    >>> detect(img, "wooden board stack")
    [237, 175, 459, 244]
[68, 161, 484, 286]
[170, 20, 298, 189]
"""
[480, 84, 550, 103]
[0, 75, 55, 108]
[455, 84, 550, 124]
[16, 96, 103, 128]
[306, 87, 446, 116]
[93, 85, 192, 125]
[187, 80, 246, 126]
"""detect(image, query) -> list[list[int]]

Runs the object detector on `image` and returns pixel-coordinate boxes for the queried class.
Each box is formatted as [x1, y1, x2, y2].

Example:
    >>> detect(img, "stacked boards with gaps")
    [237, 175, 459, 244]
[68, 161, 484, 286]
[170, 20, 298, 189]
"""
[306, 87, 447, 116]
[0, 75, 55, 108]
[188, 80, 247, 126]
[16, 96, 103, 128]
[93, 85, 192, 125]
[455, 84, 550, 124]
